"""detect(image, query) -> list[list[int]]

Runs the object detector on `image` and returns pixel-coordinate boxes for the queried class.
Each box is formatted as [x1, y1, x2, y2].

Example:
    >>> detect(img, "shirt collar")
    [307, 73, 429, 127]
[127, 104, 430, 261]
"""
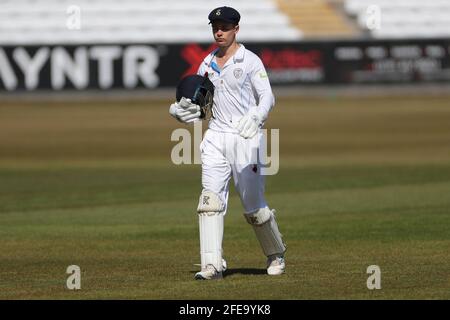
[233, 44, 245, 63]
[208, 44, 245, 71]
[222, 44, 245, 69]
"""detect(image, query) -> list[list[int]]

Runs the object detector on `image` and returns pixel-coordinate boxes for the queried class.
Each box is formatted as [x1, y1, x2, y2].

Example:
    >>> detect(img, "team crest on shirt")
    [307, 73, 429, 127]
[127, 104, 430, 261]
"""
[233, 68, 243, 79]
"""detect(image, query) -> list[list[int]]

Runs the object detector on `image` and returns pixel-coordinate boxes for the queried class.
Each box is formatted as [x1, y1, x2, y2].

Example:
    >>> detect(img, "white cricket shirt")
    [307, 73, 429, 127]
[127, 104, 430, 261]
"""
[197, 44, 275, 133]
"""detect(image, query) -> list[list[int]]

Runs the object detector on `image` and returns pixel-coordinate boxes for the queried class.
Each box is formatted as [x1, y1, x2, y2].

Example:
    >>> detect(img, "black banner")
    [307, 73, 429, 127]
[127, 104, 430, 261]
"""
[0, 38, 449, 91]
[328, 39, 450, 84]
[0, 300, 444, 318]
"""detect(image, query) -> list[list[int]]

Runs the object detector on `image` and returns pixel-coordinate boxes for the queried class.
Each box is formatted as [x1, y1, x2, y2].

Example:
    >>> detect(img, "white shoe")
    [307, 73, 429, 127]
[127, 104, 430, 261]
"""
[195, 264, 223, 280]
[222, 258, 227, 272]
[267, 255, 285, 275]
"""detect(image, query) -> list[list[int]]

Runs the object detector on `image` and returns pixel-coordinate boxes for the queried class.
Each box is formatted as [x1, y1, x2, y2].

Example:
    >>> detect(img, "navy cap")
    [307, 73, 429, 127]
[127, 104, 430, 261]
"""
[208, 6, 240, 25]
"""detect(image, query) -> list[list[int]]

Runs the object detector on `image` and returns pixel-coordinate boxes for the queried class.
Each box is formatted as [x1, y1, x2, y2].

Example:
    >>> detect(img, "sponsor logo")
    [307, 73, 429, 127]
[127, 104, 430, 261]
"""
[180, 44, 217, 78]
[0, 45, 160, 91]
[259, 48, 324, 83]
[249, 216, 259, 224]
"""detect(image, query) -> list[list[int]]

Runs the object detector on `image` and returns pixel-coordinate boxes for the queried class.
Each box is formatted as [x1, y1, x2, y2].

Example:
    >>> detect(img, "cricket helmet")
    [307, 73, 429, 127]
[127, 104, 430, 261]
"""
[176, 74, 215, 119]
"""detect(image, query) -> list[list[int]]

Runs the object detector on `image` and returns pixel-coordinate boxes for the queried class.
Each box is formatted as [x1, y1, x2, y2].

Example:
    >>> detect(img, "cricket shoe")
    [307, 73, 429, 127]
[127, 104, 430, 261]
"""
[267, 255, 285, 275]
[222, 258, 227, 272]
[194, 264, 223, 280]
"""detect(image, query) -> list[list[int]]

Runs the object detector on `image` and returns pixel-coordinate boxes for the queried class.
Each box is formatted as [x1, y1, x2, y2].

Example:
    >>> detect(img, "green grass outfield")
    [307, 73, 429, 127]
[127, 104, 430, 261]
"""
[0, 95, 449, 299]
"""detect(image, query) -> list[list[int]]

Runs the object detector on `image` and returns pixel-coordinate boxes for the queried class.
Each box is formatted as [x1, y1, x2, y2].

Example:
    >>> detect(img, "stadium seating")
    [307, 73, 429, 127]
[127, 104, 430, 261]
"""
[344, 0, 450, 38]
[276, 0, 357, 38]
[1, 0, 446, 45]
[0, 0, 302, 44]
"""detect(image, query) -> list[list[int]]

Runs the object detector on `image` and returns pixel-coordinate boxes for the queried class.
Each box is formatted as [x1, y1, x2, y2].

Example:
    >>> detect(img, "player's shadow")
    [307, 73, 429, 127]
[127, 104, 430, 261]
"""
[223, 268, 266, 278]
[190, 268, 267, 278]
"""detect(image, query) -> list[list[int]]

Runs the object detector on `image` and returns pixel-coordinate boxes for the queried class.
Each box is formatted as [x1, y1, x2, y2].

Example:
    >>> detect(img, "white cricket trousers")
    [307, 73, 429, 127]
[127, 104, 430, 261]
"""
[200, 129, 268, 214]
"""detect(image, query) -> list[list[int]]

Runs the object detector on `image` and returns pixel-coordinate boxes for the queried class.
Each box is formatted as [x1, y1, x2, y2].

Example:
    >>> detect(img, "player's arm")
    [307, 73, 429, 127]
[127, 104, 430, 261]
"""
[235, 58, 275, 138]
[249, 59, 275, 122]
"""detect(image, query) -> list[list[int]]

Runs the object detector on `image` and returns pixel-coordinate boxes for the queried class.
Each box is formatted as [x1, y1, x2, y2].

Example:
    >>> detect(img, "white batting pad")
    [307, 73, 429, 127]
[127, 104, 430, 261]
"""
[197, 190, 225, 213]
[198, 190, 225, 272]
[199, 212, 224, 272]
[244, 207, 286, 257]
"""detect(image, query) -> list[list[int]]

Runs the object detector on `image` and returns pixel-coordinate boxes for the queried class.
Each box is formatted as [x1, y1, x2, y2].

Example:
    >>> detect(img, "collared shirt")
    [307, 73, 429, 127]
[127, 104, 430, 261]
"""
[197, 44, 275, 133]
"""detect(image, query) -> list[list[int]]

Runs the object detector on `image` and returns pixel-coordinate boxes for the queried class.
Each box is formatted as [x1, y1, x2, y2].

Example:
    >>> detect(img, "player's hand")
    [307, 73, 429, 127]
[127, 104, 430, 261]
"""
[169, 97, 201, 123]
[235, 108, 263, 139]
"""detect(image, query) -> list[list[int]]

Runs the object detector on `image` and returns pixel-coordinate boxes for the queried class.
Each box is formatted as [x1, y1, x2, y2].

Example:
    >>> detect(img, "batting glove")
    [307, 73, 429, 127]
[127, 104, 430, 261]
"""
[235, 107, 263, 139]
[169, 97, 201, 123]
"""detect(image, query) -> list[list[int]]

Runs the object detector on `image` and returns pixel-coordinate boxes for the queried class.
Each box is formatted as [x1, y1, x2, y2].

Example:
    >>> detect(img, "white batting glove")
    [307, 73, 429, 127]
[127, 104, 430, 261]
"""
[235, 108, 263, 139]
[169, 97, 201, 123]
